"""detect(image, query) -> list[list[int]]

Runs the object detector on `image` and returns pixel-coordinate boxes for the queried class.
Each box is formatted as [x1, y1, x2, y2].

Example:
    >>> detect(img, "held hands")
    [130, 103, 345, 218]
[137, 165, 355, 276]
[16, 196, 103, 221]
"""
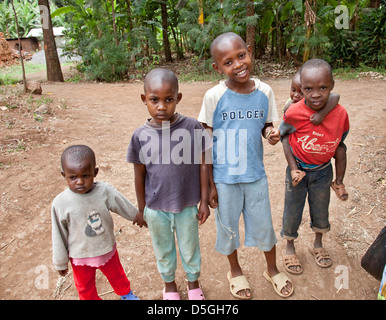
[58, 269, 68, 277]
[265, 127, 280, 145]
[197, 204, 210, 225]
[133, 210, 148, 228]
[209, 186, 218, 209]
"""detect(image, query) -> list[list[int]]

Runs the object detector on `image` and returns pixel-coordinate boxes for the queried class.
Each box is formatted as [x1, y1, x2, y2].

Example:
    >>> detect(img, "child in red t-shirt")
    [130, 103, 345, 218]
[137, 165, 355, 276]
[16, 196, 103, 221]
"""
[279, 59, 349, 274]
[282, 71, 346, 194]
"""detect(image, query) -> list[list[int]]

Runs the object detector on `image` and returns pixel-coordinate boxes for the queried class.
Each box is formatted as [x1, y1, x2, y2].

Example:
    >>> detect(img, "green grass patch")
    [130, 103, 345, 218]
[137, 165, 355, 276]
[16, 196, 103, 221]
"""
[0, 63, 46, 85]
[334, 65, 386, 80]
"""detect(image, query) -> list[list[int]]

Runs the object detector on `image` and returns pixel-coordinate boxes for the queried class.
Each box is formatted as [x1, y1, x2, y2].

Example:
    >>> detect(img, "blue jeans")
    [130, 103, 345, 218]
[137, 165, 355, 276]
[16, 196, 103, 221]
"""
[215, 176, 277, 255]
[144, 206, 201, 283]
[281, 164, 332, 240]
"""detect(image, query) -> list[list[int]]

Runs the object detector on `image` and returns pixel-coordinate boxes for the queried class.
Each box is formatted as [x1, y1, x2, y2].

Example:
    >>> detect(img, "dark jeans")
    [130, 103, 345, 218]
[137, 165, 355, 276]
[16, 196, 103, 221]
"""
[281, 164, 332, 240]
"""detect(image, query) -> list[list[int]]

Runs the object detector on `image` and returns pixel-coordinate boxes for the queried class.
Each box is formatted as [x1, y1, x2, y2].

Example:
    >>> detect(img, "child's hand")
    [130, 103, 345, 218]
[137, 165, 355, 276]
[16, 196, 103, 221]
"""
[58, 269, 68, 277]
[197, 204, 210, 225]
[209, 186, 218, 209]
[267, 128, 280, 145]
[133, 210, 147, 228]
[310, 113, 324, 125]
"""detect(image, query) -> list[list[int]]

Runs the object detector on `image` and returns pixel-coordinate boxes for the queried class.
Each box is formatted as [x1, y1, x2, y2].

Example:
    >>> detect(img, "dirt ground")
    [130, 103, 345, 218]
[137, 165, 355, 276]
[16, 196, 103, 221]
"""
[0, 67, 385, 301]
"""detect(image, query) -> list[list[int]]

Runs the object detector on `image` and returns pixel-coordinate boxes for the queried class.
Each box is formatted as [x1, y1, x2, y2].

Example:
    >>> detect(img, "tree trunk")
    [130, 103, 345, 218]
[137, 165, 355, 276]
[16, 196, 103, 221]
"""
[111, 0, 119, 46]
[161, 1, 172, 62]
[246, 0, 255, 63]
[369, 0, 381, 8]
[10, 0, 27, 92]
[303, 0, 316, 63]
[171, 26, 184, 60]
[38, 0, 64, 82]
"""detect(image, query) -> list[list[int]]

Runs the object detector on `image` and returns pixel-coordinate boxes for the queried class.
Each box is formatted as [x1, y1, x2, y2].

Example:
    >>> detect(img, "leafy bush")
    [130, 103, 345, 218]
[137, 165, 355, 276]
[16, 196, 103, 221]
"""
[81, 32, 129, 82]
[357, 6, 386, 68]
[329, 29, 359, 68]
[62, 1, 130, 82]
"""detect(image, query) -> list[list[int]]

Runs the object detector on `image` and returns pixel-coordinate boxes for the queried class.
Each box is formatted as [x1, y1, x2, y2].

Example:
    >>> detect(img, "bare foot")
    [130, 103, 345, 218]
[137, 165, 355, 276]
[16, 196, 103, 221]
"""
[284, 240, 302, 274]
[308, 245, 332, 268]
[164, 281, 178, 293]
[265, 268, 293, 297]
[283, 251, 302, 274]
[228, 270, 252, 299]
[331, 180, 348, 201]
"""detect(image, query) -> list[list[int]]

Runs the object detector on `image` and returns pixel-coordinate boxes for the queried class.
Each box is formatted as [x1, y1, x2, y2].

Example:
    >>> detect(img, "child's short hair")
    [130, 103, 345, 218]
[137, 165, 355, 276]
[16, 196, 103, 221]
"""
[61, 145, 96, 171]
[144, 68, 179, 92]
[300, 58, 333, 82]
[210, 32, 247, 61]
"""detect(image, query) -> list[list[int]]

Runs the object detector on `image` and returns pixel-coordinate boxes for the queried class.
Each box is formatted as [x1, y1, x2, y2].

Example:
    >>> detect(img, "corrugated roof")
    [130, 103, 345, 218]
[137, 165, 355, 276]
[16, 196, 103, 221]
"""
[26, 27, 65, 38]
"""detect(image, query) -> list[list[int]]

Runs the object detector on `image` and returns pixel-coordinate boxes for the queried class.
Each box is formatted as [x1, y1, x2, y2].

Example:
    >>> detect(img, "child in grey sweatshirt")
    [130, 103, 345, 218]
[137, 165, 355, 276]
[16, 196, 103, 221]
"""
[51, 144, 140, 300]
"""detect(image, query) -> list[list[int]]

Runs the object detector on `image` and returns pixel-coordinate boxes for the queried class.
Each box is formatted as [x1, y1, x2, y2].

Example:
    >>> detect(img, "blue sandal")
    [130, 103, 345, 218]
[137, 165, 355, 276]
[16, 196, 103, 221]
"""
[121, 290, 140, 300]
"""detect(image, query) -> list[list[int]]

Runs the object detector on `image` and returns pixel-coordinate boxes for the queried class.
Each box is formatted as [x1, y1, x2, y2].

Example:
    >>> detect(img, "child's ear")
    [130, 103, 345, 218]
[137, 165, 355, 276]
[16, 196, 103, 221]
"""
[331, 79, 335, 91]
[247, 45, 252, 56]
[212, 62, 222, 74]
[177, 92, 182, 103]
[141, 93, 147, 104]
[61, 171, 65, 178]
[94, 167, 99, 177]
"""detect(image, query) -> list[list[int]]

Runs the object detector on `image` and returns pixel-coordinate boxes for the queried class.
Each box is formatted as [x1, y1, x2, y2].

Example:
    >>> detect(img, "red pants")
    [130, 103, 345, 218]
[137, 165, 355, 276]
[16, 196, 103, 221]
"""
[70, 250, 131, 300]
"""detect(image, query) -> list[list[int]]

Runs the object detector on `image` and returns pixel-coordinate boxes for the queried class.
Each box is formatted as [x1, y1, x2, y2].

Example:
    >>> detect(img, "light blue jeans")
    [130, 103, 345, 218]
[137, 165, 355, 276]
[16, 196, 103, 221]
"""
[214, 176, 277, 255]
[144, 205, 201, 283]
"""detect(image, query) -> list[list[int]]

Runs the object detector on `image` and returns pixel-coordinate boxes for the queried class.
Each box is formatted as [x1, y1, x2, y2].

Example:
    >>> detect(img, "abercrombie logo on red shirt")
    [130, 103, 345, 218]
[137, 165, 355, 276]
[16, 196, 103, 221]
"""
[297, 135, 340, 155]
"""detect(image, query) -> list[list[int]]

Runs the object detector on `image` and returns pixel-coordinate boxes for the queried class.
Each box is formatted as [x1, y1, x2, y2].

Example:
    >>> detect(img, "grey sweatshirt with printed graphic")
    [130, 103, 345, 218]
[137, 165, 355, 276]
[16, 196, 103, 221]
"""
[51, 181, 137, 270]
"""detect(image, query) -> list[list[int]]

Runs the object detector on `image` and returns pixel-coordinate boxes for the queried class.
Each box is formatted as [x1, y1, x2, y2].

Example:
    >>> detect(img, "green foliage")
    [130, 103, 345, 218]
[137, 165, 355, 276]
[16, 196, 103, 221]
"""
[61, 0, 129, 81]
[0, 63, 46, 85]
[178, 0, 261, 58]
[0, 0, 39, 38]
[357, 6, 386, 68]
[329, 29, 359, 67]
[3, 0, 381, 81]
[81, 32, 129, 82]
[326, 3, 385, 69]
[61, 0, 170, 81]
[0, 0, 64, 38]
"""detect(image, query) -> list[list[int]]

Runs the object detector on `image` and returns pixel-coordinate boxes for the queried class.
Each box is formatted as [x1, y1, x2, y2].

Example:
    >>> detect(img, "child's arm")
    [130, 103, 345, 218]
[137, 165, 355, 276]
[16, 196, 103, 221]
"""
[51, 205, 70, 275]
[201, 124, 218, 209]
[262, 122, 280, 145]
[282, 135, 298, 171]
[132, 163, 147, 228]
[208, 164, 218, 209]
[282, 135, 306, 186]
[279, 118, 306, 186]
[107, 184, 138, 221]
[283, 99, 294, 114]
[197, 153, 210, 225]
[310, 93, 340, 125]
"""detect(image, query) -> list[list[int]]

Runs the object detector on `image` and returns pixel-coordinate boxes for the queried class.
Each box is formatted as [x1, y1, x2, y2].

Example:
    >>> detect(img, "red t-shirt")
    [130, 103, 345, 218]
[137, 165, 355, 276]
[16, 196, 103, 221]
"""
[282, 99, 349, 165]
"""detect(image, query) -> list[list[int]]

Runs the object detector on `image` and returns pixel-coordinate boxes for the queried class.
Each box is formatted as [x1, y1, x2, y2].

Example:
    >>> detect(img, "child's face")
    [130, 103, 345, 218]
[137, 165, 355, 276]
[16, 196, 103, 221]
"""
[212, 38, 252, 87]
[290, 74, 303, 103]
[300, 67, 334, 111]
[61, 158, 98, 194]
[141, 79, 182, 125]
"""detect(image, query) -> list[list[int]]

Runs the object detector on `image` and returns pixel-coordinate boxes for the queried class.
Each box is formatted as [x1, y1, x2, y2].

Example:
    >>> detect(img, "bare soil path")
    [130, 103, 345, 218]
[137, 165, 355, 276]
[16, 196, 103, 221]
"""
[0, 76, 384, 300]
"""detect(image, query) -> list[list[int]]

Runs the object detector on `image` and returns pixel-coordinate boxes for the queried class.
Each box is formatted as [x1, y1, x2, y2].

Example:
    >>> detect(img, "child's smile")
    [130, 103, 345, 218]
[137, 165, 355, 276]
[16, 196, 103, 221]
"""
[212, 37, 254, 93]
[236, 68, 248, 79]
